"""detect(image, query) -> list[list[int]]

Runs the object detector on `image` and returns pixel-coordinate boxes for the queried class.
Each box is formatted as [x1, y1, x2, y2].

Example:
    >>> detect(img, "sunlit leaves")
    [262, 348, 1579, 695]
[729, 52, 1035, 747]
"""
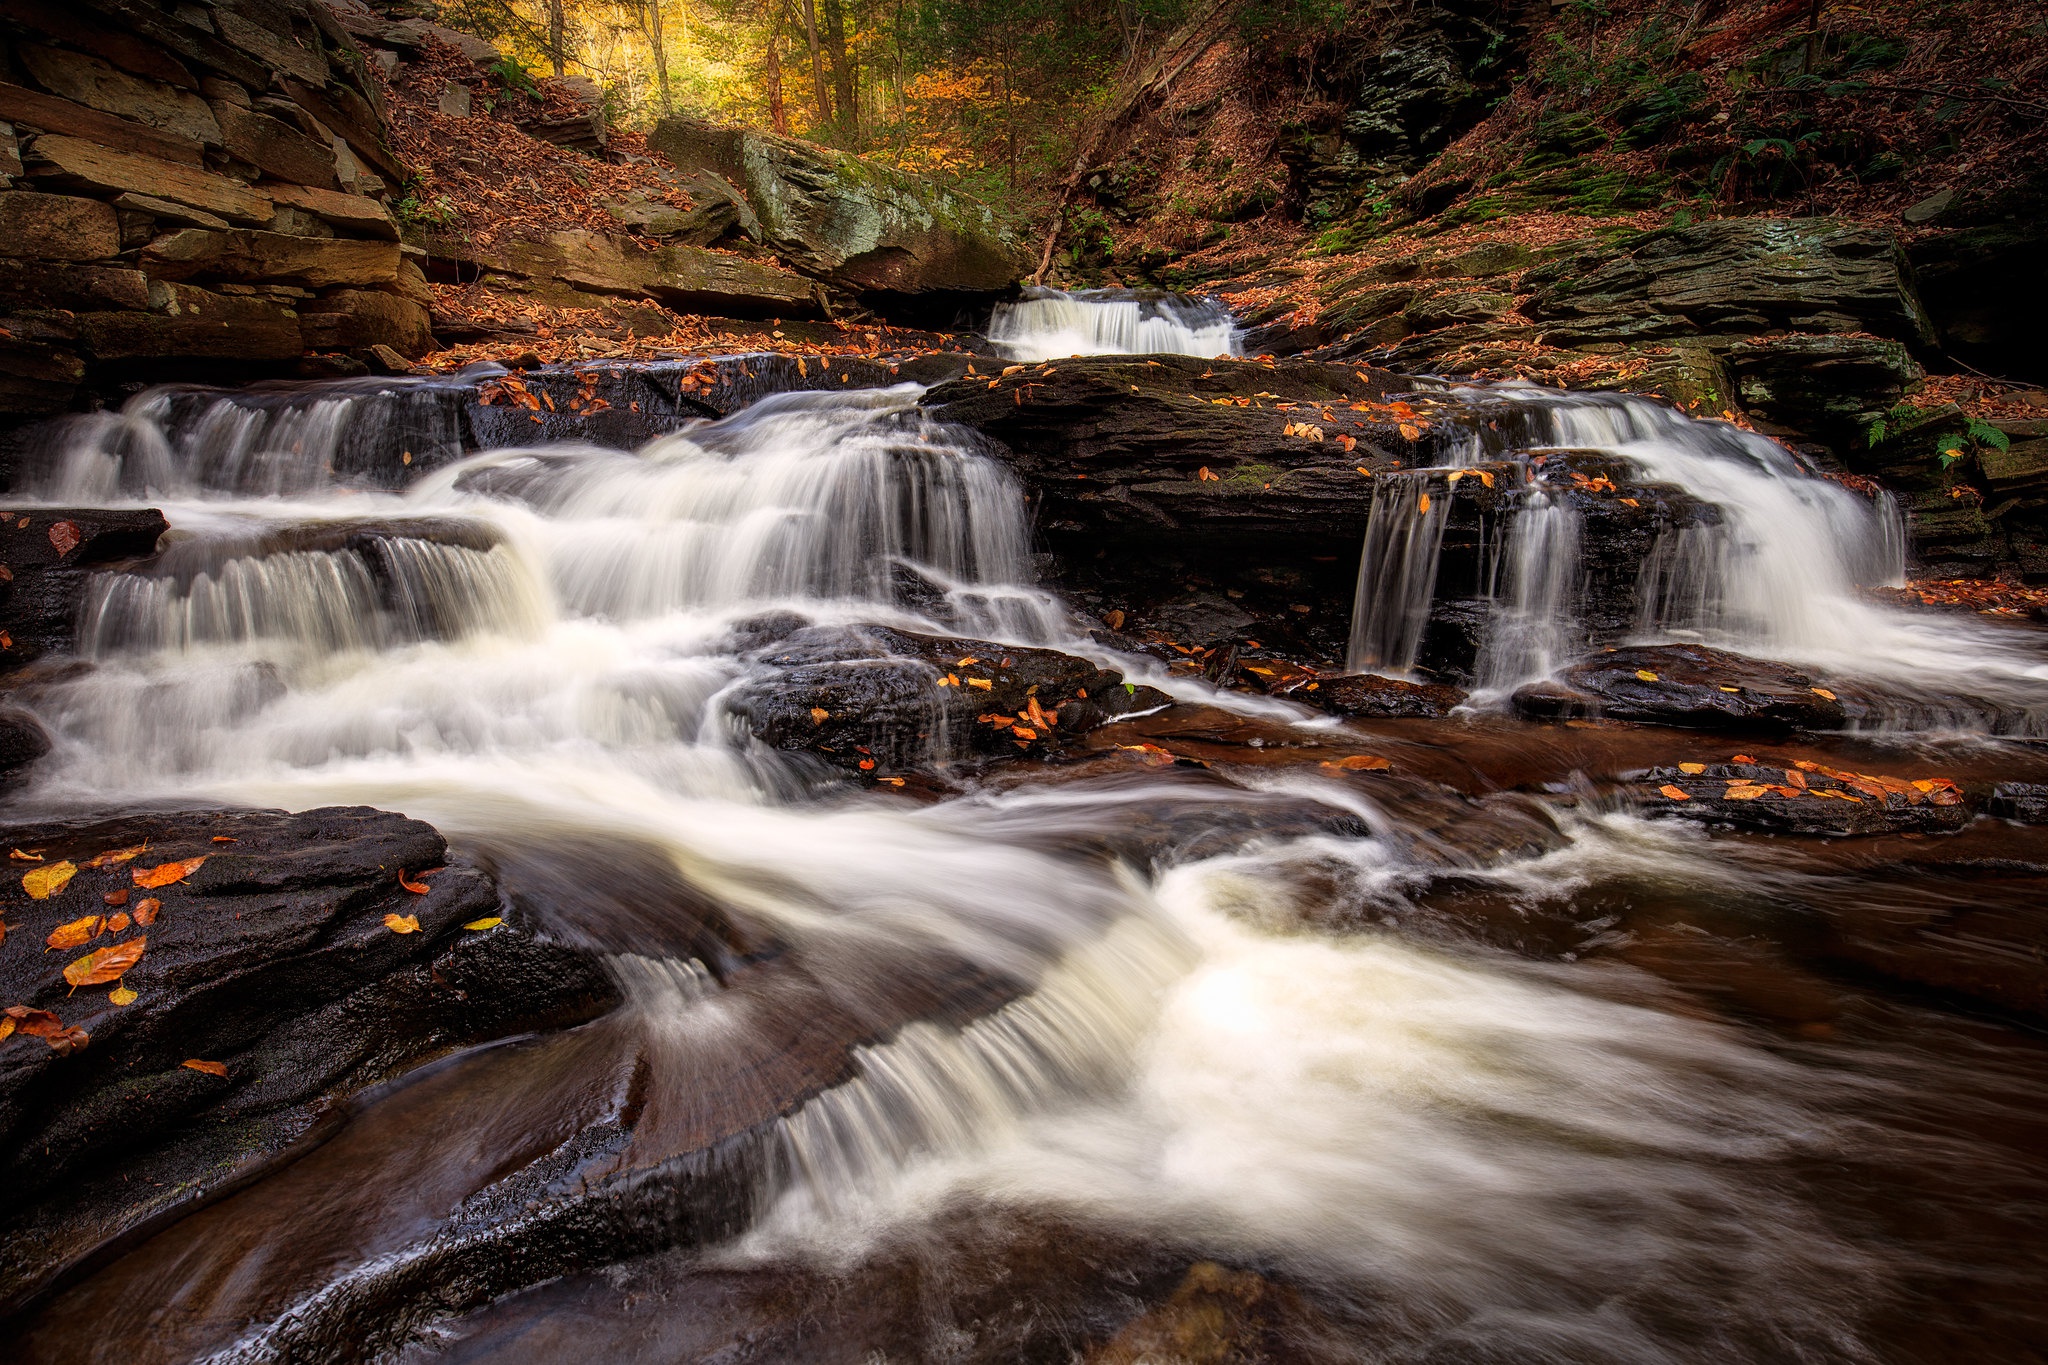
[383, 913, 421, 934]
[22, 861, 77, 900]
[134, 857, 205, 889]
[64, 938, 146, 989]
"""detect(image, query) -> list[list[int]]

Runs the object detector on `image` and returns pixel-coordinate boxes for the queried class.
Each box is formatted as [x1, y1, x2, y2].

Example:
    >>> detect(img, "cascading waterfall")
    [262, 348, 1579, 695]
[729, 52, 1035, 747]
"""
[987, 288, 1241, 361]
[1474, 492, 1583, 691]
[1345, 472, 1453, 675]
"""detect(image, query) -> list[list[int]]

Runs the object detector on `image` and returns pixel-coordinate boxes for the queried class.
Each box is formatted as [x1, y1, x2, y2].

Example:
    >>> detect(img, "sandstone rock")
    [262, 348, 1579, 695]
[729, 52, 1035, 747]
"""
[4, 0, 201, 91]
[1989, 782, 2048, 823]
[1404, 289, 1514, 330]
[109, 190, 229, 229]
[0, 80, 205, 164]
[0, 122, 19, 181]
[651, 114, 1028, 297]
[15, 44, 220, 148]
[1525, 218, 1938, 351]
[0, 191, 120, 262]
[77, 283, 303, 361]
[300, 288, 434, 358]
[0, 805, 616, 1313]
[0, 260, 151, 311]
[0, 314, 87, 417]
[1513, 644, 1847, 731]
[430, 228, 819, 316]
[26, 135, 272, 223]
[1724, 334, 1923, 450]
[214, 103, 337, 188]
[725, 622, 1169, 772]
[141, 228, 399, 288]
[264, 181, 398, 239]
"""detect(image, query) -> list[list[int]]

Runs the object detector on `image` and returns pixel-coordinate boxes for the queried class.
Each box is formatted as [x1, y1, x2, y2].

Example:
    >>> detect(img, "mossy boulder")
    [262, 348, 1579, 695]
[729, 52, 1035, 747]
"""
[650, 115, 1029, 300]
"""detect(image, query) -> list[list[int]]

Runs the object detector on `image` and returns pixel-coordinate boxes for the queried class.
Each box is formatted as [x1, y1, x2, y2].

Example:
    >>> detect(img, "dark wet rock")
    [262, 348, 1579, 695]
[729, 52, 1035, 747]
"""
[725, 624, 1168, 773]
[0, 707, 51, 785]
[1086, 1260, 1330, 1365]
[1284, 672, 1467, 718]
[0, 507, 167, 666]
[0, 805, 618, 1315]
[1905, 176, 2048, 385]
[649, 114, 1028, 304]
[1635, 761, 1971, 836]
[1725, 334, 1923, 451]
[1989, 783, 2048, 824]
[1513, 644, 1846, 732]
[1524, 218, 1937, 352]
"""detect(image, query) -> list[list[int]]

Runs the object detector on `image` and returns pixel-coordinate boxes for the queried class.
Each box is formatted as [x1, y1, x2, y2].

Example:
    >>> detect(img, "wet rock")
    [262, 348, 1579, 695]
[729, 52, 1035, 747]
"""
[0, 806, 618, 1313]
[1287, 671, 1467, 718]
[299, 287, 435, 359]
[726, 624, 1169, 773]
[0, 707, 51, 785]
[1989, 783, 2048, 824]
[1524, 218, 1937, 351]
[0, 506, 167, 665]
[1087, 1260, 1321, 1365]
[1724, 334, 1923, 450]
[649, 114, 1029, 301]
[1513, 644, 1847, 732]
[1635, 761, 1970, 836]
[75, 282, 305, 363]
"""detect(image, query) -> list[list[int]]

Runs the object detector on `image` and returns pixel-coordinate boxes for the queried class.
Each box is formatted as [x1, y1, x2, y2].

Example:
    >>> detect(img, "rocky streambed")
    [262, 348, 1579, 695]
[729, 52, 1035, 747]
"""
[0, 343, 2046, 1364]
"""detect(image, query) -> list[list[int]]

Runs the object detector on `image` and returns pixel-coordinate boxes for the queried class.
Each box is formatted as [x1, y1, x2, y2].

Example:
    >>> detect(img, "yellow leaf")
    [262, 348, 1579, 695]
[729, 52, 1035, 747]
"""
[1719, 685, 1742, 693]
[23, 861, 77, 900]
[0, 1018, 13, 1043]
[463, 917, 503, 931]
[46, 914, 104, 951]
[1810, 687, 1837, 700]
[383, 913, 420, 934]
[1678, 762, 1706, 774]
[1635, 670, 1659, 682]
[63, 936, 146, 988]
[1397, 422, 1422, 440]
[1477, 470, 1495, 488]
[1447, 470, 1464, 483]
[967, 678, 994, 690]
[1658, 784, 1691, 800]
[1724, 785, 1768, 800]
[109, 985, 138, 1007]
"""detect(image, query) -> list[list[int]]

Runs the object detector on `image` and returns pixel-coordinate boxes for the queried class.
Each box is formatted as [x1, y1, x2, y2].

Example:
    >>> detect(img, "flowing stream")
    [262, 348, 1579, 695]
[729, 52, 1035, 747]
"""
[987, 288, 1241, 361]
[4, 356, 2047, 1364]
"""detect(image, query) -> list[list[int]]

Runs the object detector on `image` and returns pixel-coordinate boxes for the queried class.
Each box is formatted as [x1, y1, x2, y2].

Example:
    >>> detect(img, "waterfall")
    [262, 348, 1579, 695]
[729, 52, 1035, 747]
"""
[1345, 472, 1453, 675]
[987, 288, 1241, 361]
[1474, 493, 1583, 692]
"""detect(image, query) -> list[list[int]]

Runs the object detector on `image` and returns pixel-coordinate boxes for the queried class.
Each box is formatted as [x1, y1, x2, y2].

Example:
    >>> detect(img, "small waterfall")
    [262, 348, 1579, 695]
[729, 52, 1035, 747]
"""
[987, 288, 1241, 361]
[1346, 473, 1452, 675]
[1474, 494, 1582, 692]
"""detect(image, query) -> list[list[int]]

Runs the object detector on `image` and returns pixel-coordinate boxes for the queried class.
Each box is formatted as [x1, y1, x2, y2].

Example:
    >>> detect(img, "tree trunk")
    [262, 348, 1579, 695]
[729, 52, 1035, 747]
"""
[647, 0, 672, 114]
[798, 0, 833, 130]
[546, 0, 567, 76]
[766, 35, 788, 134]
[820, 0, 858, 145]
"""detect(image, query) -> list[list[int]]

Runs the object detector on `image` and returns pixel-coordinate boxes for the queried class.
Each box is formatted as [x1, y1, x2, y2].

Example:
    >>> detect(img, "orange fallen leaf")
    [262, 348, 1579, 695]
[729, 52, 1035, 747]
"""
[182, 1059, 227, 1078]
[0, 1017, 12, 1044]
[85, 844, 146, 869]
[134, 857, 205, 889]
[1397, 422, 1422, 440]
[809, 707, 830, 724]
[398, 870, 433, 894]
[1476, 470, 1495, 488]
[1810, 687, 1837, 701]
[1416, 493, 1432, 515]
[1321, 754, 1393, 771]
[1197, 466, 1220, 481]
[1724, 785, 1768, 800]
[1010, 725, 1038, 740]
[383, 913, 420, 934]
[103, 888, 129, 906]
[108, 985, 137, 1007]
[132, 898, 160, 926]
[1731, 755, 1757, 764]
[9, 848, 43, 862]
[211, 836, 237, 844]
[46, 915, 104, 951]
[105, 912, 130, 933]
[966, 678, 994, 690]
[23, 861, 77, 900]
[64, 936, 145, 989]
[1678, 762, 1706, 774]
[1658, 784, 1691, 800]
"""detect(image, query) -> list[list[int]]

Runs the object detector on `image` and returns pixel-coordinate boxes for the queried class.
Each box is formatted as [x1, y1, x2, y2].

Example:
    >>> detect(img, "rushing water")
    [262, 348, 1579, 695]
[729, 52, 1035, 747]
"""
[986, 288, 1241, 361]
[5, 365, 2048, 1363]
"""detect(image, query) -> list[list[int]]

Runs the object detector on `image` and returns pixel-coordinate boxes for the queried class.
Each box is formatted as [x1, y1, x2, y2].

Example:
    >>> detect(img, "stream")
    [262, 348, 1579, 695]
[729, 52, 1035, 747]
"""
[3, 296, 2047, 1364]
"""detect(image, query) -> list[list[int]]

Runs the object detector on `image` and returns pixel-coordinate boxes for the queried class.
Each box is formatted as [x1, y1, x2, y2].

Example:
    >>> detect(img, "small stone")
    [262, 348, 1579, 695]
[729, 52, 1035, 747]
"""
[437, 82, 472, 119]
[1901, 188, 1958, 226]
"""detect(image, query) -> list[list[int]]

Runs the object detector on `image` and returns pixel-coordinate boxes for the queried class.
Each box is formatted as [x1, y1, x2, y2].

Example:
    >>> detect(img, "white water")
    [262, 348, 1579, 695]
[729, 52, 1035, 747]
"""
[1, 371, 1997, 1359]
[987, 288, 1241, 361]
[1347, 387, 2048, 723]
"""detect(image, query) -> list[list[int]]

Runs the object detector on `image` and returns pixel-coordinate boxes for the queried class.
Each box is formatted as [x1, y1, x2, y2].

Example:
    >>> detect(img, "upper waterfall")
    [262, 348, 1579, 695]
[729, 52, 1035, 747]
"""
[987, 289, 1241, 361]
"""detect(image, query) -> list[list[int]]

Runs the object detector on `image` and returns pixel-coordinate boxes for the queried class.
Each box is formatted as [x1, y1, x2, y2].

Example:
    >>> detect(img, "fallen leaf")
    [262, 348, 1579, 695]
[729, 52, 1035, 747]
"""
[64, 937, 145, 988]
[1810, 687, 1838, 701]
[1416, 493, 1432, 515]
[1397, 422, 1422, 440]
[132, 898, 160, 926]
[1731, 754, 1758, 764]
[1658, 784, 1692, 800]
[23, 861, 78, 900]
[966, 678, 994, 690]
[0, 1018, 11, 1044]
[211, 836, 237, 844]
[108, 985, 137, 1007]
[1320, 754, 1393, 771]
[46, 914, 104, 951]
[1678, 762, 1706, 774]
[1724, 785, 1768, 800]
[1102, 610, 1125, 630]
[1719, 685, 1742, 693]
[383, 913, 420, 934]
[86, 844, 146, 869]
[1634, 670, 1660, 682]
[1477, 471, 1495, 488]
[44, 1024, 88, 1055]
[462, 917, 503, 931]
[810, 707, 830, 724]
[9, 848, 43, 862]
[105, 912, 130, 933]
[1197, 466, 1220, 481]
[134, 857, 205, 889]
[398, 870, 433, 894]
[182, 1059, 227, 1078]
[47, 520, 80, 556]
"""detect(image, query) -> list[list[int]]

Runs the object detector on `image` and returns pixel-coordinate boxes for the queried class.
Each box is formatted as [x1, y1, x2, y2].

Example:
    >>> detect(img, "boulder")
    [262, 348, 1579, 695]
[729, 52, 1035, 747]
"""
[14, 43, 221, 148]
[261, 182, 396, 239]
[427, 228, 819, 317]
[724, 622, 1169, 772]
[0, 805, 616, 1313]
[0, 707, 51, 784]
[140, 228, 399, 288]
[650, 114, 1029, 298]
[0, 507, 168, 664]
[299, 288, 435, 358]
[0, 260, 151, 312]
[1524, 218, 1938, 352]
[1724, 334, 1923, 449]
[1989, 783, 2048, 823]
[1285, 672, 1467, 718]
[0, 316, 87, 417]
[1512, 644, 1847, 731]
[25, 134, 273, 224]
[1636, 760, 1970, 836]
[0, 192, 119, 262]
